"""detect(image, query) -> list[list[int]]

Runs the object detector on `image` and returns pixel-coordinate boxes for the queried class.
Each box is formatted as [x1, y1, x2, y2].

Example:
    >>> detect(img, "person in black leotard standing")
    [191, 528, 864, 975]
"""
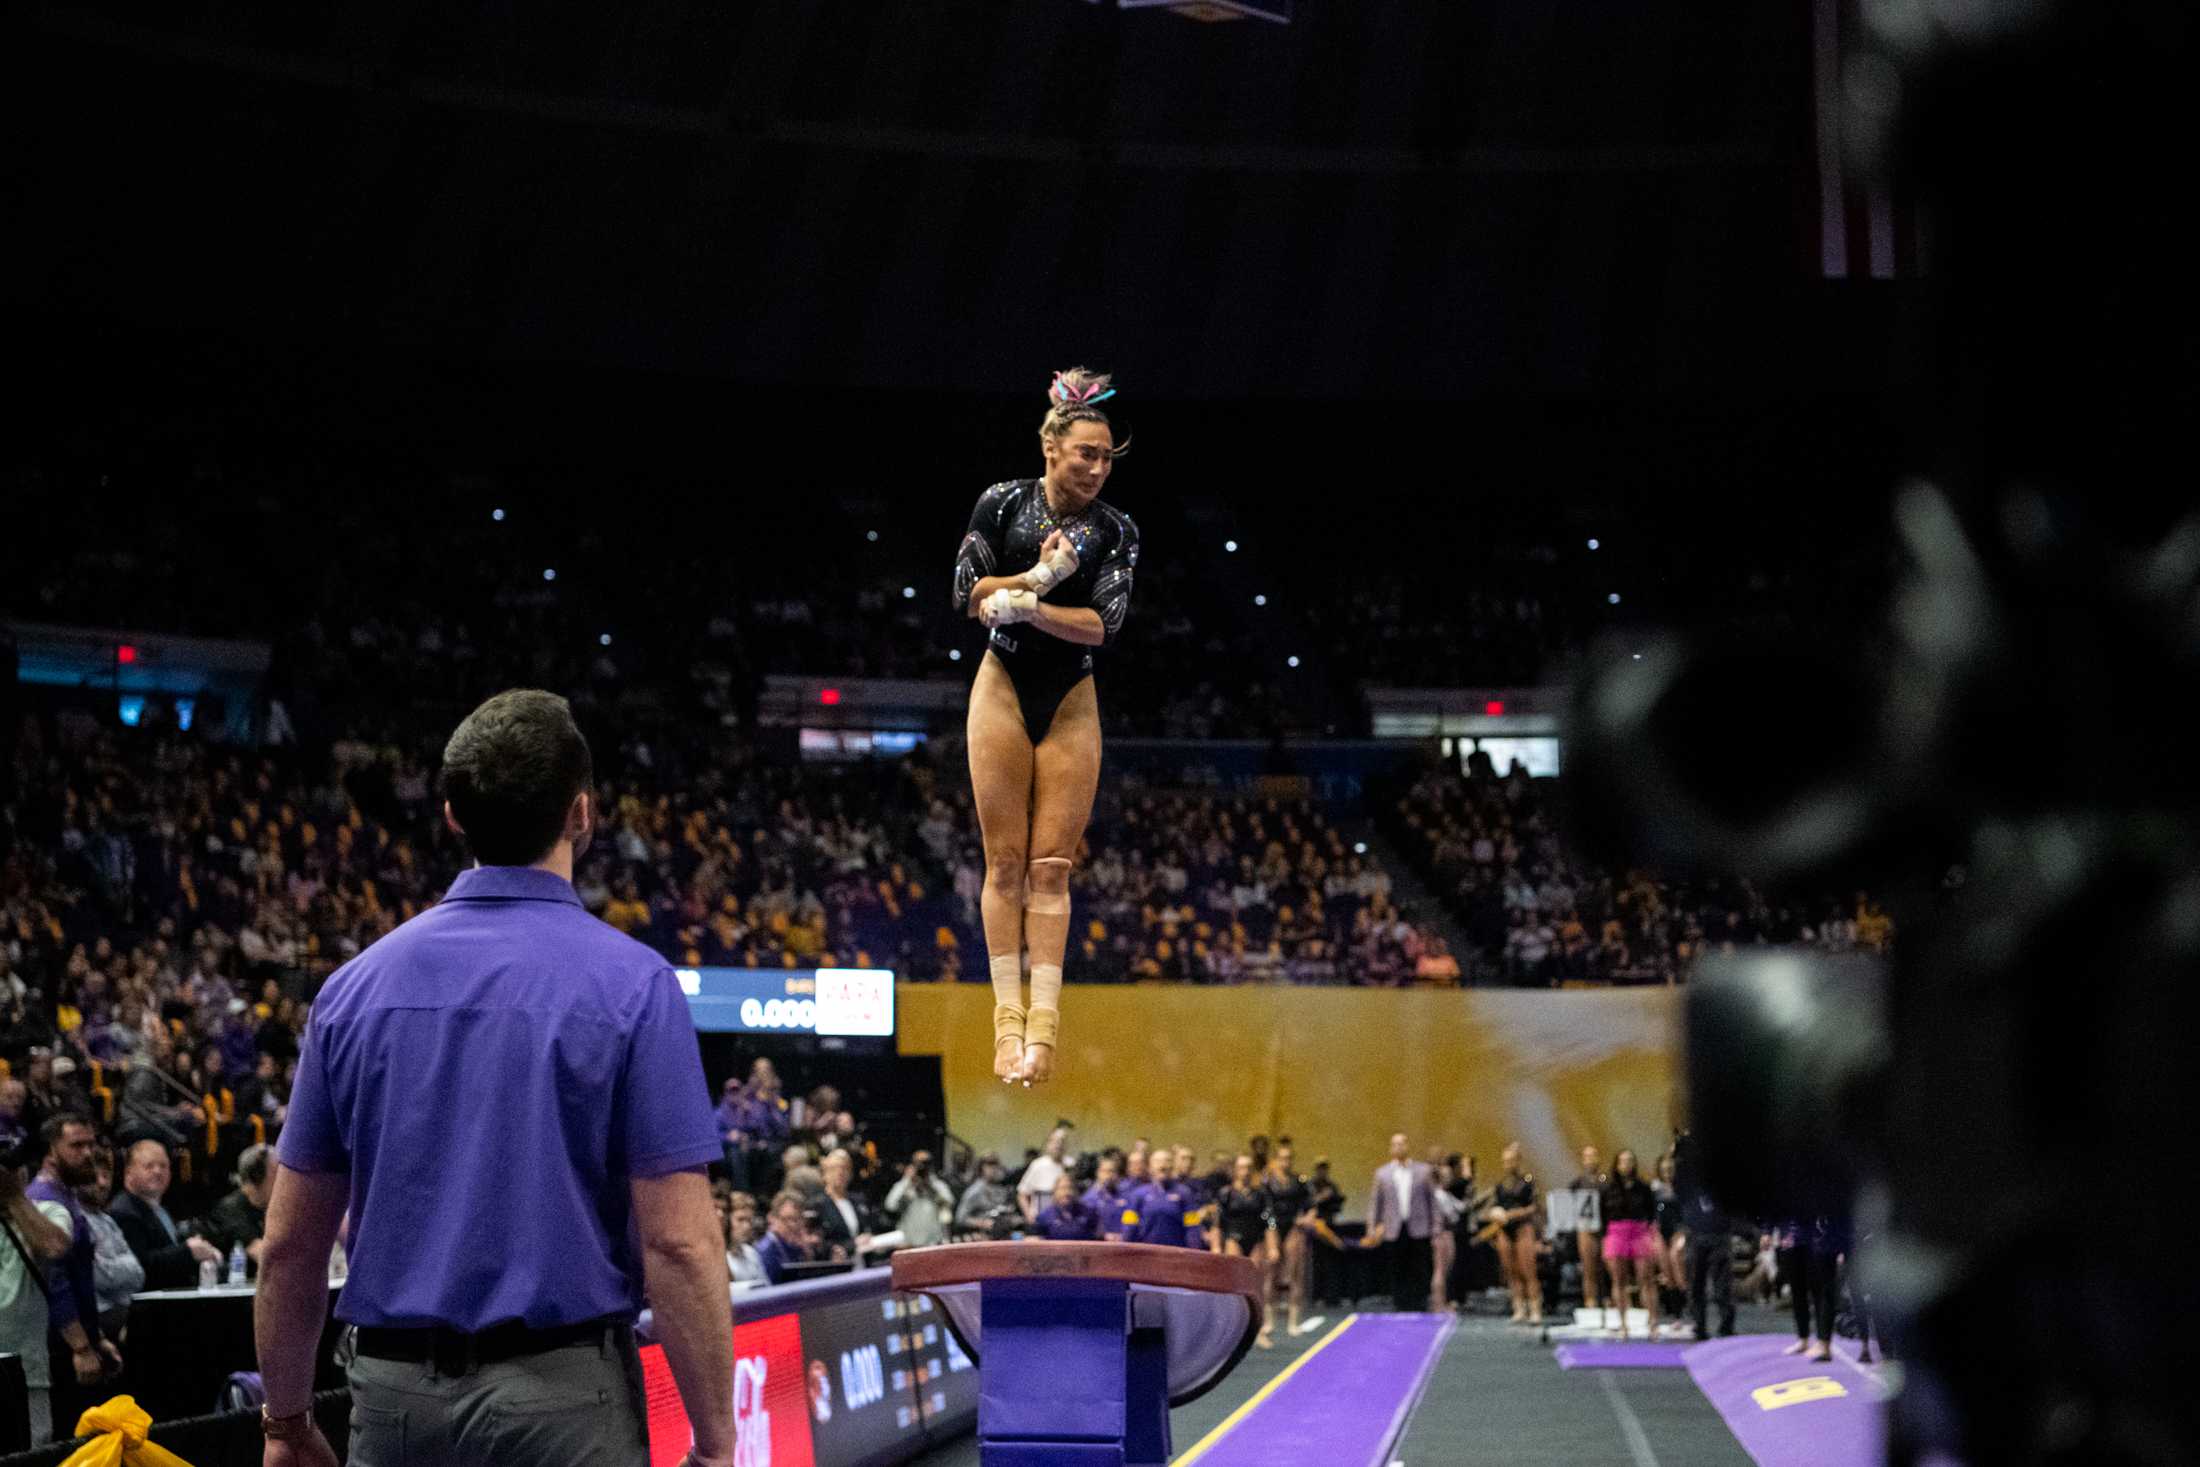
[1263, 1140, 1313, 1339]
[1212, 1154, 1276, 1348]
[1483, 1142, 1543, 1323]
[951, 368, 1139, 1087]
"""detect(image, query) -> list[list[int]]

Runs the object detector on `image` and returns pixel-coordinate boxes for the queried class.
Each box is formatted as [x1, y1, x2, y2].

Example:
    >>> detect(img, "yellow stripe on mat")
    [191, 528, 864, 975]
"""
[1171, 1314, 1359, 1466]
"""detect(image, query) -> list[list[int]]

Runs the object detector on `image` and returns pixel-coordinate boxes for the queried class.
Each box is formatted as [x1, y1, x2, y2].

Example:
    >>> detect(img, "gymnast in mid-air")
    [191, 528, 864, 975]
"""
[952, 367, 1138, 1086]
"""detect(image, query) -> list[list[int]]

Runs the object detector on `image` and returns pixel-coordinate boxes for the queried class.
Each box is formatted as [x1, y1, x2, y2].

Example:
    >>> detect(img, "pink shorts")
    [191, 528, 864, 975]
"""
[1603, 1219, 1659, 1263]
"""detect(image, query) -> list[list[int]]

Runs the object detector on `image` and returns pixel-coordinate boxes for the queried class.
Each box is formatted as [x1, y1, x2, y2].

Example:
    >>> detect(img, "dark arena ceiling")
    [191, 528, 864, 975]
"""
[5, 0, 1849, 403]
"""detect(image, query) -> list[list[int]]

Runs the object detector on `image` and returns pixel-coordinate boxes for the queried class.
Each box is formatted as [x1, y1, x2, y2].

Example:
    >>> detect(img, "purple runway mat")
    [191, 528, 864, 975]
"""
[1554, 1341, 1690, 1369]
[1685, 1334, 1886, 1467]
[1190, 1313, 1451, 1467]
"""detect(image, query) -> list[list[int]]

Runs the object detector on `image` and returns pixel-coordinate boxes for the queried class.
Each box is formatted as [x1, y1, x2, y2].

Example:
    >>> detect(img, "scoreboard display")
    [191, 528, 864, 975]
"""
[675, 967, 895, 1038]
[641, 1286, 977, 1467]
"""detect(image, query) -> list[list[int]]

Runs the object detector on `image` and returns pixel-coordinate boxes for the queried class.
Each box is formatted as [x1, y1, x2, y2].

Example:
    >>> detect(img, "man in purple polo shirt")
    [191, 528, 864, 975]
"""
[27, 1114, 122, 1443]
[251, 690, 737, 1467]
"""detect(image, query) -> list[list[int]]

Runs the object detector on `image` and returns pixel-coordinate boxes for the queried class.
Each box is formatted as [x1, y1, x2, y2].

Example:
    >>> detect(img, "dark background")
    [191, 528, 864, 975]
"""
[4, 0, 1912, 486]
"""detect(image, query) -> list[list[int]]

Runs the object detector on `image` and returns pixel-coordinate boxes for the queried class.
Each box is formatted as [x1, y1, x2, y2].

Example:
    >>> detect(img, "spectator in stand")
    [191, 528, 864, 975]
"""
[74, 1150, 143, 1340]
[117, 1032, 201, 1151]
[726, 1063, 793, 1195]
[797, 1085, 853, 1154]
[20, 1052, 85, 1144]
[28, 1116, 122, 1442]
[725, 1192, 767, 1286]
[1172, 1144, 1211, 1250]
[1083, 1152, 1131, 1238]
[1034, 1173, 1101, 1241]
[883, 1150, 956, 1249]
[1, 1158, 75, 1447]
[0, 1079, 28, 1160]
[1123, 1139, 1150, 1189]
[954, 1153, 1016, 1240]
[1016, 1126, 1074, 1223]
[756, 1191, 812, 1285]
[1122, 1146, 1197, 1249]
[811, 1149, 874, 1262]
[108, 1139, 220, 1290]
[197, 1141, 273, 1281]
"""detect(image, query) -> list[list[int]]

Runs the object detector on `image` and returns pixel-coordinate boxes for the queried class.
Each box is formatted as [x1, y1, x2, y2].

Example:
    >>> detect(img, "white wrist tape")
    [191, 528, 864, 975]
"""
[982, 588, 1041, 627]
[1023, 541, 1081, 593]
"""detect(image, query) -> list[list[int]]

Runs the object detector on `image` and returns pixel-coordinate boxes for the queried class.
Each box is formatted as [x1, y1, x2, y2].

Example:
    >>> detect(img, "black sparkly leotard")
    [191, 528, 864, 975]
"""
[1217, 1185, 1272, 1252]
[951, 479, 1139, 742]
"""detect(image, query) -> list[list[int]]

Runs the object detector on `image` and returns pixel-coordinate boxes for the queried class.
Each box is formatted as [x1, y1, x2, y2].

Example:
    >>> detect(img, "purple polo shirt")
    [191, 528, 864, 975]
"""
[1121, 1180, 1196, 1249]
[1033, 1199, 1101, 1241]
[279, 865, 721, 1330]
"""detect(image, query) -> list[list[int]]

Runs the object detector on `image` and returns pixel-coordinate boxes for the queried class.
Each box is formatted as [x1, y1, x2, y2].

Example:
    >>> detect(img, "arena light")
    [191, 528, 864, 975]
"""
[1485, 700, 1505, 716]
[1225, 539, 1239, 552]
[1287, 655, 1300, 668]
[599, 633, 612, 647]
[492, 508, 506, 522]
[902, 586, 916, 599]
[1608, 592, 1622, 605]
[543, 568, 557, 582]
[820, 688, 842, 706]
[1353, 842, 1368, 854]
[1587, 537, 1600, 550]
[1254, 594, 1267, 606]
[866, 529, 879, 542]
[116, 644, 137, 664]
[949, 649, 963, 662]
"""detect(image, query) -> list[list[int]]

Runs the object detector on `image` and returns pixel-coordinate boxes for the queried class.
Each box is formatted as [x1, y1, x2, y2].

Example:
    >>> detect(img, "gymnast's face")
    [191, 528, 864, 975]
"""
[1043, 420, 1116, 508]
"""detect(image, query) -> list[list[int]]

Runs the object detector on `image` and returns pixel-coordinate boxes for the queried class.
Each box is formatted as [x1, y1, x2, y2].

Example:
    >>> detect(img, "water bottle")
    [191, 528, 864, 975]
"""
[228, 1240, 248, 1286]
[198, 1254, 219, 1289]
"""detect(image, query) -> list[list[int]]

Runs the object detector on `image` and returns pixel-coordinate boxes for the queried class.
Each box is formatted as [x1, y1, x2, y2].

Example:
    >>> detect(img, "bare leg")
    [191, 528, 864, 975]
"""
[1018, 678, 1100, 1085]
[1644, 1246, 1662, 1338]
[1493, 1233, 1521, 1319]
[1577, 1229, 1603, 1312]
[967, 654, 1036, 1079]
[1607, 1252, 1632, 1339]
[1226, 1238, 1272, 1346]
[1256, 1236, 1276, 1346]
[1528, 1234, 1546, 1322]
[1284, 1226, 1308, 1335]
[1430, 1228, 1454, 1313]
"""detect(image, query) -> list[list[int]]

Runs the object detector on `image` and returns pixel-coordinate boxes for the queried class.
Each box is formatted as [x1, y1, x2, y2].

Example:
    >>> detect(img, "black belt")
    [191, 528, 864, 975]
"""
[354, 1316, 624, 1373]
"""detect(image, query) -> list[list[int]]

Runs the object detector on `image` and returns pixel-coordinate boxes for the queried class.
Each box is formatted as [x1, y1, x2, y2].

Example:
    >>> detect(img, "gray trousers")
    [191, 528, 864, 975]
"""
[348, 1328, 651, 1467]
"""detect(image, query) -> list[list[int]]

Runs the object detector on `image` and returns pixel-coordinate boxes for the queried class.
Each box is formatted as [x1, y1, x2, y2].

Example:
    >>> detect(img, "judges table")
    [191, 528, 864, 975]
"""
[120, 1280, 349, 1424]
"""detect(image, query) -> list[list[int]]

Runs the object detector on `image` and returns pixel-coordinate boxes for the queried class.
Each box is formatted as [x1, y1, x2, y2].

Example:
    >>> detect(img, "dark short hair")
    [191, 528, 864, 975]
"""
[238, 1143, 272, 1187]
[42, 1113, 94, 1147]
[441, 690, 594, 866]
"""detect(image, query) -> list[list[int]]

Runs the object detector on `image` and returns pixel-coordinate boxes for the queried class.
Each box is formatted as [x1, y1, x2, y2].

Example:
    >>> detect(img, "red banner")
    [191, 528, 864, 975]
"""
[642, 1311, 816, 1467]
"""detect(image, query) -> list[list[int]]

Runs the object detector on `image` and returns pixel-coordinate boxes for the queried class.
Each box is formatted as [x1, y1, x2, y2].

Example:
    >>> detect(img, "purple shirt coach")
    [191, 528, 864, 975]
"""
[278, 865, 722, 1330]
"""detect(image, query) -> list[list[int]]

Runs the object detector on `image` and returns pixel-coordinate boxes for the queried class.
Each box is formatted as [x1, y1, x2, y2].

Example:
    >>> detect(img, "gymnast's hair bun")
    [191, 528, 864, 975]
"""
[1047, 367, 1116, 410]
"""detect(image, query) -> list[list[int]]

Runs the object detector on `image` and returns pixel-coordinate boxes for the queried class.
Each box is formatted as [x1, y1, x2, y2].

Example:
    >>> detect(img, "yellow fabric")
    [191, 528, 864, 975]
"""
[898, 985, 1681, 1197]
[61, 1397, 196, 1467]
